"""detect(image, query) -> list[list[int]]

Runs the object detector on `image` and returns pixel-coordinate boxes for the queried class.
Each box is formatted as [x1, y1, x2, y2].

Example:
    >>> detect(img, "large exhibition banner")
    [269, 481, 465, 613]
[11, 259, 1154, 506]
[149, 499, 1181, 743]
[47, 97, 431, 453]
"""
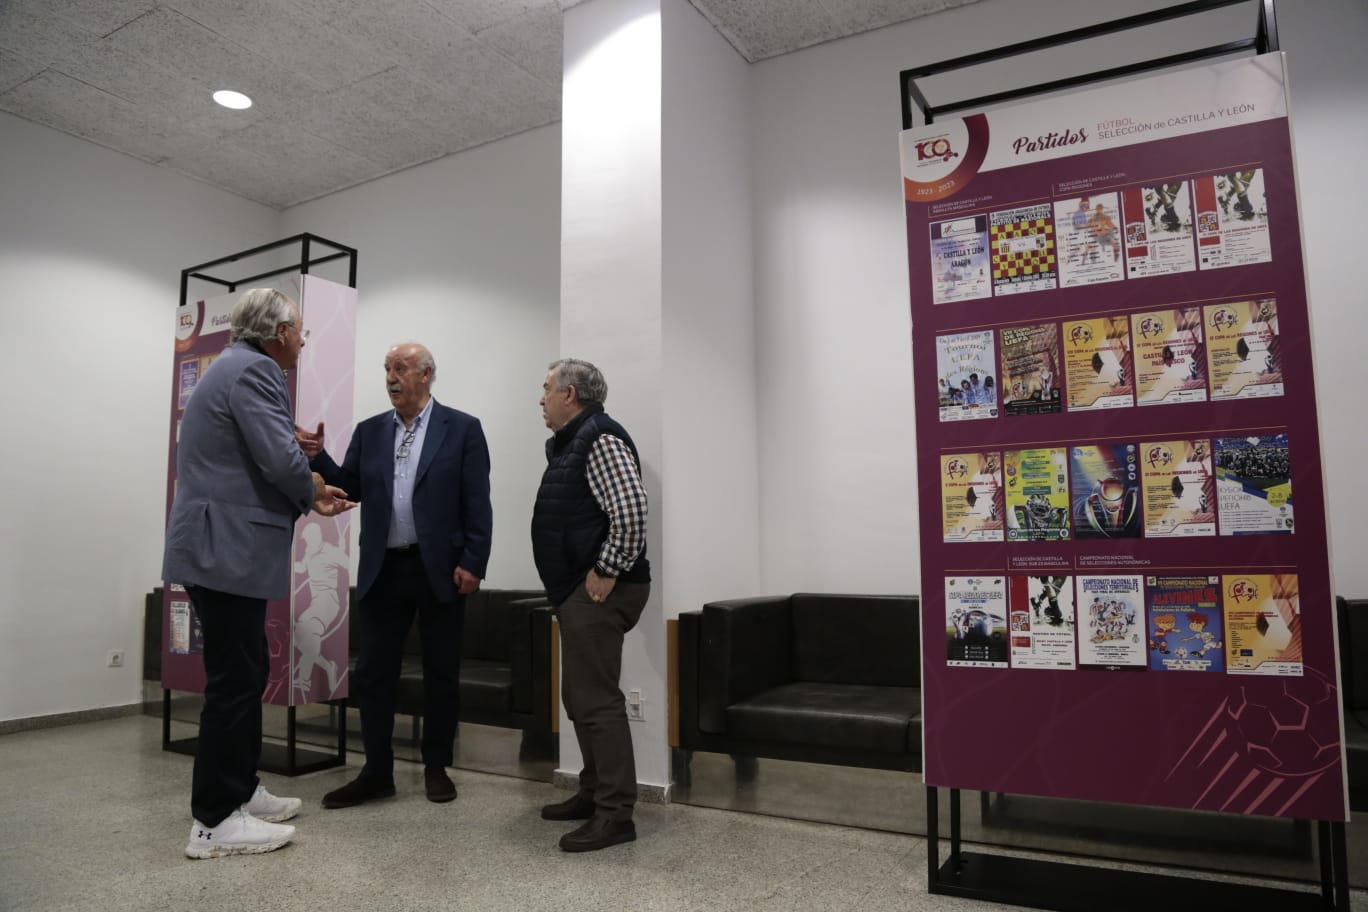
[163, 275, 357, 707]
[901, 54, 1348, 821]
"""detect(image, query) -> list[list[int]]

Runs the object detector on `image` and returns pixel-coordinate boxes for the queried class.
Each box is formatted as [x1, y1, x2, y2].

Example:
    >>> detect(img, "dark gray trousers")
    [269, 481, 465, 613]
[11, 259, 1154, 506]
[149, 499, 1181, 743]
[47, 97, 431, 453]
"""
[557, 580, 650, 822]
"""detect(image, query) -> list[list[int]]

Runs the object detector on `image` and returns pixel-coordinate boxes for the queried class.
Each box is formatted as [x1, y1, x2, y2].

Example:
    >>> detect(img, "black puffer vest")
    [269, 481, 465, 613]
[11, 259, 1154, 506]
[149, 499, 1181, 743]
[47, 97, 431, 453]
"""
[531, 404, 651, 606]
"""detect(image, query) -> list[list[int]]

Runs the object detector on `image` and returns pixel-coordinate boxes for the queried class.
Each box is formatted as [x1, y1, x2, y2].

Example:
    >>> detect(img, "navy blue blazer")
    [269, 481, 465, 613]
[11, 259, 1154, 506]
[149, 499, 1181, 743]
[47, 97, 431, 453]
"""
[311, 399, 493, 603]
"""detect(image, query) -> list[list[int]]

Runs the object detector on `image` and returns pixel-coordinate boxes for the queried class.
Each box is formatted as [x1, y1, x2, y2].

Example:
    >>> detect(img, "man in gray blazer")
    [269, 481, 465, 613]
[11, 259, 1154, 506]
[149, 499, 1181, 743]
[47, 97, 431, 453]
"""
[164, 288, 353, 859]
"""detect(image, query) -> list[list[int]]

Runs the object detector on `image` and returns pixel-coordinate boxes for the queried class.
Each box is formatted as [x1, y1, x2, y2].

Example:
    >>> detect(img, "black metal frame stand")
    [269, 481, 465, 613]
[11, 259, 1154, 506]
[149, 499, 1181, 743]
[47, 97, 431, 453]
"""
[900, 0, 1279, 128]
[927, 787, 1350, 912]
[162, 690, 347, 776]
[181, 232, 358, 302]
[163, 233, 359, 776]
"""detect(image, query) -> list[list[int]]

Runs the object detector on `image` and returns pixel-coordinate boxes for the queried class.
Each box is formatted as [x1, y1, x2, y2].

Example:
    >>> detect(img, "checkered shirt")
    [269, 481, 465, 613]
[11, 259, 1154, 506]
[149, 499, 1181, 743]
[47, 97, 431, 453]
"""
[585, 434, 648, 576]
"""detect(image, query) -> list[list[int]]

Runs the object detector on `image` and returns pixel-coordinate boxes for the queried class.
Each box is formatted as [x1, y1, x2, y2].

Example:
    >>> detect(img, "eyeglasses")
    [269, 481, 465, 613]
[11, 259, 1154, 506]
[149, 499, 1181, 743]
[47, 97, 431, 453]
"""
[297, 326, 311, 340]
[396, 427, 417, 460]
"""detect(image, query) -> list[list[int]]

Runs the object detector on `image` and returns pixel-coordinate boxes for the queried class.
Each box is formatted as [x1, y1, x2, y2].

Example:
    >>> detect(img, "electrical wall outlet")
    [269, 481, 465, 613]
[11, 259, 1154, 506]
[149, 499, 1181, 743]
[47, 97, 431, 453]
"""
[626, 688, 644, 721]
[106, 650, 125, 668]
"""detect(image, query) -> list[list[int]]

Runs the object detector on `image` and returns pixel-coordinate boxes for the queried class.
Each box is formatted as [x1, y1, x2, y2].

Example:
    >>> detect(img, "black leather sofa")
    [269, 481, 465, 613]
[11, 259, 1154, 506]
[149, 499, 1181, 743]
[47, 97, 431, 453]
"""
[144, 586, 554, 740]
[676, 594, 922, 772]
[1336, 597, 1367, 811]
[345, 587, 554, 738]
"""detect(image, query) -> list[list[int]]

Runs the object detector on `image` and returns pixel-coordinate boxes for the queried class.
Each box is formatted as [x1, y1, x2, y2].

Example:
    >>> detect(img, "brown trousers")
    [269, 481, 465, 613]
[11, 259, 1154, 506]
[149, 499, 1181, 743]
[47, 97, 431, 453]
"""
[557, 580, 650, 822]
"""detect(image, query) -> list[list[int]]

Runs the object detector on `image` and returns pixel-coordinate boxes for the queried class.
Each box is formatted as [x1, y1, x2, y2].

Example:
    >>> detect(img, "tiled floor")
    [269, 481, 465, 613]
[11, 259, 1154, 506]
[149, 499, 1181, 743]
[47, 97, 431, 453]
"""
[0, 715, 1361, 912]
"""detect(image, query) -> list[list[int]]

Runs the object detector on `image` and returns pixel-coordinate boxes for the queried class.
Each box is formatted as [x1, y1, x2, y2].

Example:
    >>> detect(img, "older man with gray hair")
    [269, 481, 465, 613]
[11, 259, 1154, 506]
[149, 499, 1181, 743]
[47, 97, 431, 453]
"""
[300, 341, 493, 810]
[532, 358, 651, 852]
[164, 288, 354, 859]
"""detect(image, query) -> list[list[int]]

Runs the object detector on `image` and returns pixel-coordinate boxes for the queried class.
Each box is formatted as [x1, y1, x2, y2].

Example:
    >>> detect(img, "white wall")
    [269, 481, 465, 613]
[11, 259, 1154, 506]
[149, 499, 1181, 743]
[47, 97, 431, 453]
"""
[560, 0, 668, 788]
[280, 125, 562, 589]
[750, 0, 1368, 597]
[661, 0, 760, 613]
[0, 112, 279, 720]
[0, 111, 561, 722]
[1276, 0, 1368, 599]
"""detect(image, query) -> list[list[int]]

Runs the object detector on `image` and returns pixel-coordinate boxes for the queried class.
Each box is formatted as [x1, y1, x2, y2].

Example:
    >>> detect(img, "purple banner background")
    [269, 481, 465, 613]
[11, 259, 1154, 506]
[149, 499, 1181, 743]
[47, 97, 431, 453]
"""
[282, 275, 357, 707]
[905, 90, 1346, 817]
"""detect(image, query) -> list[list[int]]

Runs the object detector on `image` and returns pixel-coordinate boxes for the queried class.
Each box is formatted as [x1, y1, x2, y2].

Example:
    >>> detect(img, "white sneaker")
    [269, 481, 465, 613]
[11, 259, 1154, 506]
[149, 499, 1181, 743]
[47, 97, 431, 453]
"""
[184, 808, 294, 859]
[242, 784, 302, 823]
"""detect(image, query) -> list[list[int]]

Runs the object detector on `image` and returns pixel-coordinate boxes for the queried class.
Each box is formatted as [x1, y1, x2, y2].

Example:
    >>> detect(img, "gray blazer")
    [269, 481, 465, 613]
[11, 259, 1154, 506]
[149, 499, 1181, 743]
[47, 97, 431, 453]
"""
[162, 341, 315, 600]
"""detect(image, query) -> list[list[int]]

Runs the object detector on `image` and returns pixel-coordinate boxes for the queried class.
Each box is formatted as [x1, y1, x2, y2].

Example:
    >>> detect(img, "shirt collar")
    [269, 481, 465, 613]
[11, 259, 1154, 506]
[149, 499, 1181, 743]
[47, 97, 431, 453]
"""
[393, 396, 435, 431]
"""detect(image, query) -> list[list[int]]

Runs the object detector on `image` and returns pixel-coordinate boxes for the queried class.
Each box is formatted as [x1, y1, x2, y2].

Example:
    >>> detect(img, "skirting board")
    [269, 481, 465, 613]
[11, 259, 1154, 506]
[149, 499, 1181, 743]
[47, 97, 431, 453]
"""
[0, 703, 142, 736]
[554, 770, 671, 805]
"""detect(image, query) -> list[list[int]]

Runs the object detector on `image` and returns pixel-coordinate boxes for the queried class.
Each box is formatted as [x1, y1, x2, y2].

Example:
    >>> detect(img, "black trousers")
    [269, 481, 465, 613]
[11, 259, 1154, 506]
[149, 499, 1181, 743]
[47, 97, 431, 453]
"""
[355, 548, 465, 779]
[558, 580, 650, 822]
[188, 586, 267, 828]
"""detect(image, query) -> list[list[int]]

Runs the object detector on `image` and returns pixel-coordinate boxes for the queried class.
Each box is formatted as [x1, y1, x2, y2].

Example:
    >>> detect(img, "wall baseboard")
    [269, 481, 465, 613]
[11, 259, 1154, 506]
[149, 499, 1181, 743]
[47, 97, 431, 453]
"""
[553, 769, 671, 805]
[0, 703, 143, 736]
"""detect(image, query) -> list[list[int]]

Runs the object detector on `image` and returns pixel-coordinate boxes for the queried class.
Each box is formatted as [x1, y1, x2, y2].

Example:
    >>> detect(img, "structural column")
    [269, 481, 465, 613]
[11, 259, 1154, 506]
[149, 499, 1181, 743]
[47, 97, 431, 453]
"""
[559, 0, 759, 796]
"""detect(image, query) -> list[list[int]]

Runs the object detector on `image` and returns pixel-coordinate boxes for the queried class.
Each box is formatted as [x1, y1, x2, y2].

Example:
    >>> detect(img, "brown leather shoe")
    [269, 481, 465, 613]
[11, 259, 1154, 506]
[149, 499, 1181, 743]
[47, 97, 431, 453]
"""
[321, 775, 396, 809]
[425, 766, 457, 803]
[559, 817, 636, 852]
[541, 791, 596, 821]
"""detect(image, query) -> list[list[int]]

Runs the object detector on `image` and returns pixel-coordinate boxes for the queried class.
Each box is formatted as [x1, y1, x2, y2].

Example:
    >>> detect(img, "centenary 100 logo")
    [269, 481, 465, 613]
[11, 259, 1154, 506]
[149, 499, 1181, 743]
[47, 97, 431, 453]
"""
[945, 458, 968, 479]
[1137, 316, 1164, 338]
[1210, 308, 1239, 331]
[1229, 578, 1260, 603]
[1069, 323, 1094, 346]
[914, 137, 960, 163]
[1146, 445, 1173, 468]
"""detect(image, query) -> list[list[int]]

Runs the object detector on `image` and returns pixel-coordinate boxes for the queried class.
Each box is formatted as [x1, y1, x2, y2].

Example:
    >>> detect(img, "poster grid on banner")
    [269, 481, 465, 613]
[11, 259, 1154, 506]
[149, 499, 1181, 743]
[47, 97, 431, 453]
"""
[902, 26, 1350, 912]
[162, 236, 358, 776]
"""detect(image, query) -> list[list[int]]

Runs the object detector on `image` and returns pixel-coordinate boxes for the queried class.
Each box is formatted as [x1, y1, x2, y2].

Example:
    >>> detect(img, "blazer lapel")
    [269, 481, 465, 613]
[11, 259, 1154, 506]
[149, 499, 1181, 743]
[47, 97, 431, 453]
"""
[415, 403, 448, 487]
[377, 415, 397, 501]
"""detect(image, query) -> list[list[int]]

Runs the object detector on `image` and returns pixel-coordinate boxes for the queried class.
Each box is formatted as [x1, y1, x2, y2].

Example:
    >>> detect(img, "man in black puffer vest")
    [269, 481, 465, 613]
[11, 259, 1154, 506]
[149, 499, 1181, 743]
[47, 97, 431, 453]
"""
[531, 359, 651, 853]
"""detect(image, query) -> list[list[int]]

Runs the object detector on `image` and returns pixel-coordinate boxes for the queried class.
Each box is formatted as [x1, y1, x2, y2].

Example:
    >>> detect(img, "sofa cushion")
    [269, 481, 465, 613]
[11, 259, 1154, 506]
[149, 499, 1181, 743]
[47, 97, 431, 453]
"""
[459, 659, 514, 714]
[700, 598, 794, 734]
[390, 658, 515, 715]
[725, 681, 920, 754]
[790, 594, 920, 686]
[1340, 599, 1368, 711]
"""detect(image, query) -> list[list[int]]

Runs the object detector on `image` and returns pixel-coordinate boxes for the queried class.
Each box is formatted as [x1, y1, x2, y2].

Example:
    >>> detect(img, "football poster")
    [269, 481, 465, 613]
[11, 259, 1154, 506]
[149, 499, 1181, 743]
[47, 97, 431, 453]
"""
[1063, 315, 1134, 411]
[1132, 306, 1207, 406]
[941, 452, 1005, 543]
[999, 322, 1063, 416]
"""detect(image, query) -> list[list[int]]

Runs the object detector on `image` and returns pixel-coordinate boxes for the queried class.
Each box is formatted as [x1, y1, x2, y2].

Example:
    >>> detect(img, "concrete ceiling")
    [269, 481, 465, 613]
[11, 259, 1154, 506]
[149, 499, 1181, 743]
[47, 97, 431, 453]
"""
[0, 0, 980, 209]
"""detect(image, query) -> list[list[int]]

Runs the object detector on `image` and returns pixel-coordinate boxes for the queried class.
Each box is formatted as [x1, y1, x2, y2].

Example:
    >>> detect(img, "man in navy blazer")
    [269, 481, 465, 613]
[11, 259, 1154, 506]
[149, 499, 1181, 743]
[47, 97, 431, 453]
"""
[164, 288, 353, 859]
[301, 342, 493, 807]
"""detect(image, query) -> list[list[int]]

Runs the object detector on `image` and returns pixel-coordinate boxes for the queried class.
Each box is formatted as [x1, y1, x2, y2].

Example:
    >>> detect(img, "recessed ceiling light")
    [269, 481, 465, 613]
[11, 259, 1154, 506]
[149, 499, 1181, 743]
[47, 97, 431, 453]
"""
[212, 90, 252, 110]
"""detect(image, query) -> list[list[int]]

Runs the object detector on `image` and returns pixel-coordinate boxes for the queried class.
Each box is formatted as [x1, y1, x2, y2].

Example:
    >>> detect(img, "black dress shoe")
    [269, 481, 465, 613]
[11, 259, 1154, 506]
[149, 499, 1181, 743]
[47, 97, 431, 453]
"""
[425, 766, 457, 803]
[541, 792, 596, 821]
[559, 817, 636, 853]
[322, 775, 396, 809]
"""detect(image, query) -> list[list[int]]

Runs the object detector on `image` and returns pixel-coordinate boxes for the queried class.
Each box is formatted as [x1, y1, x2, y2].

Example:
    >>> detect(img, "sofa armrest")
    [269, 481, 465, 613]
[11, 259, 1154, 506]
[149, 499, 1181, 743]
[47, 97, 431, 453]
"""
[143, 588, 163, 681]
[1340, 597, 1368, 711]
[699, 597, 794, 734]
[510, 598, 553, 720]
[678, 611, 702, 747]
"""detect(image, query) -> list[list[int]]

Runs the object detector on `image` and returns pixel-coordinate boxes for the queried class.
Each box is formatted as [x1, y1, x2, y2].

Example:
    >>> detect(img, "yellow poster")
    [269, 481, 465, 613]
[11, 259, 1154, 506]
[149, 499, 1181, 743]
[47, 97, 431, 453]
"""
[1205, 297, 1283, 400]
[941, 452, 1004, 543]
[1139, 439, 1216, 537]
[1132, 306, 1207, 406]
[1224, 574, 1302, 676]
[1063, 315, 1134, 411]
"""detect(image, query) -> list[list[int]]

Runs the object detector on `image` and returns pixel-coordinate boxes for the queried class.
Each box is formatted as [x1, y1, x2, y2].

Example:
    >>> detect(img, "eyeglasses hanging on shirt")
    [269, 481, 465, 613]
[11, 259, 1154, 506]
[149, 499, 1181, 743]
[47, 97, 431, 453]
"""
[397, 427, 418, 461]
